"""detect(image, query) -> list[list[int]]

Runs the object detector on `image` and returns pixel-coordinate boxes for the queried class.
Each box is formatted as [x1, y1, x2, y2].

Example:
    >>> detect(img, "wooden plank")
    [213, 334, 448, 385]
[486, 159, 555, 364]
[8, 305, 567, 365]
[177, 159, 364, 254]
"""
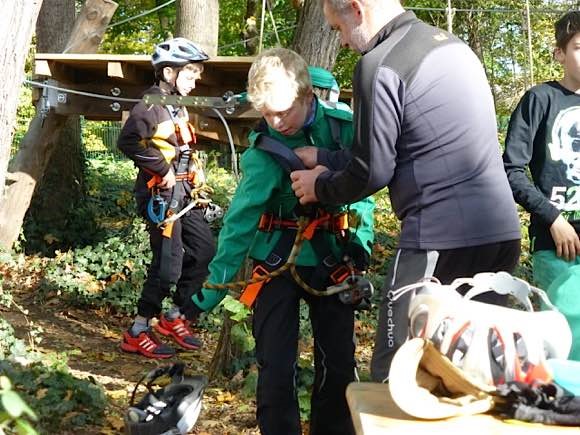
[346, 382, 579, 435]
[34, 60, 52, 76]
[193, 114, 253, 147]
[107, 61, 123, 78]
[35, 53, 255, 65]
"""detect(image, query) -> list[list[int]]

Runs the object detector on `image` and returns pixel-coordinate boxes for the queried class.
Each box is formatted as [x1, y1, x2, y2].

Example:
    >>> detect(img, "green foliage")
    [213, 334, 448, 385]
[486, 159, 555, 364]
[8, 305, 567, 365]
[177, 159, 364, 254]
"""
[0, 376, 38, 435]
[41, 218, 149, 314]
[231, 323, 255, 353]
[0, 361, 106, 433]
[296, 355, 315, 421]
[11, 86, 35, 156]
[218, 0, 297, 56]
[0, 319, 28, 364]
[24, 157, 137, 255]
[100, 1, 174, 54]
[221, 296, 251, 322]
[205, 161, 238, 211]
[35, 158, 237, 315]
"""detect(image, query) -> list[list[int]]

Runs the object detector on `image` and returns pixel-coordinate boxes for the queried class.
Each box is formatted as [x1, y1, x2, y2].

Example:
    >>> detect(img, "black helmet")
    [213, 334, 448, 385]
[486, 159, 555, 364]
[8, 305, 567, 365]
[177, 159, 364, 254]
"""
[151, 37, 209, 69]
[124, 363, 207, 435]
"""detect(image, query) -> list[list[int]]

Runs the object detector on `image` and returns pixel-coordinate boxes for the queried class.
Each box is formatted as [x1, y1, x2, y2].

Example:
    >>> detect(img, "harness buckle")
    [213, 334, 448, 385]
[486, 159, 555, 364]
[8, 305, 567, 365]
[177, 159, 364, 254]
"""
[258, 213, 275, 232]
[330, 265, 351, 284]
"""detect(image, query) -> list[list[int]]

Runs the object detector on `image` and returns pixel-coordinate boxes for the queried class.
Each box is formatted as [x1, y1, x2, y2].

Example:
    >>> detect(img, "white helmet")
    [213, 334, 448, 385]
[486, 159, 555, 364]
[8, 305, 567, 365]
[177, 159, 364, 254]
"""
[390, 272, 572, 387]
[151, 37, 209, 69]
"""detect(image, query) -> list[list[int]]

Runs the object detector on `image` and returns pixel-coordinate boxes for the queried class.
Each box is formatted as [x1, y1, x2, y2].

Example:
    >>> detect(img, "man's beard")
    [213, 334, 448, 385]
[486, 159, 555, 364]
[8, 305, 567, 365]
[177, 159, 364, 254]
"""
[349, 20, 373, 53]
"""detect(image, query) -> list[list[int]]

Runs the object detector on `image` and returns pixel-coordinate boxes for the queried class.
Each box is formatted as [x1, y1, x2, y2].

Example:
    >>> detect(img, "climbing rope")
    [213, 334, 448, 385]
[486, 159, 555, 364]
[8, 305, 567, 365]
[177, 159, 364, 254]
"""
[202, 216, 353, 297]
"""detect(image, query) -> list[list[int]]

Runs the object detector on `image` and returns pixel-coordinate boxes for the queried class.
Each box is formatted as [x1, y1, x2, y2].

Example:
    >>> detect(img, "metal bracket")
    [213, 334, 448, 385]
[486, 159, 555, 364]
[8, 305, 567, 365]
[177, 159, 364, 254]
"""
[143, 91, 244, 115]
[39, 81, 51, 127]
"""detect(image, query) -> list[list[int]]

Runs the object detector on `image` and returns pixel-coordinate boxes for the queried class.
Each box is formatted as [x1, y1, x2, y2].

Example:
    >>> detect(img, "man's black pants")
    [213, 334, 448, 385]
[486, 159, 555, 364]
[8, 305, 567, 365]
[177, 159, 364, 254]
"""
[252, 265, 356, 435]
[138, 208, 215, 319]
[371, 239, 521, 382]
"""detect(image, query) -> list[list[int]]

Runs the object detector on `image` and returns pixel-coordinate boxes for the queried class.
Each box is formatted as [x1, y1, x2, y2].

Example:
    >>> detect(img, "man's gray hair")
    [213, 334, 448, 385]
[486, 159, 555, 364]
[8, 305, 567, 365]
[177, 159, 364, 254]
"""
[324, 0, 392, 14]
[324, 0, 353, 14]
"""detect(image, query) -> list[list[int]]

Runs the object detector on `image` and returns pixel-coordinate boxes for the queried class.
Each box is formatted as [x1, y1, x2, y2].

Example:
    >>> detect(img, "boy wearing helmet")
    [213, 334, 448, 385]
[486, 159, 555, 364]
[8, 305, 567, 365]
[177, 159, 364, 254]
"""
[503, 11, 580, 359]
[118, 38, 216, 359]
[186, 48, 374, 435]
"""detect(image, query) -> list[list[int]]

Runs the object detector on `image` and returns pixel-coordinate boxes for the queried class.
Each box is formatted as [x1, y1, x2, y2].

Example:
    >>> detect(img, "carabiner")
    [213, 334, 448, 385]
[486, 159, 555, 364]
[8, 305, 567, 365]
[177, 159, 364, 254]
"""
[147, 193, 167, 224]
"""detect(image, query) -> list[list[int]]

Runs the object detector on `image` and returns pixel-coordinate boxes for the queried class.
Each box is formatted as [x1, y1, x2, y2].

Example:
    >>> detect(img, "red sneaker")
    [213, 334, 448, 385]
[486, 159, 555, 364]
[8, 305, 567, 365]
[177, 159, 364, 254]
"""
[154, 315, 202, 350]
[120, 328, 175, 359]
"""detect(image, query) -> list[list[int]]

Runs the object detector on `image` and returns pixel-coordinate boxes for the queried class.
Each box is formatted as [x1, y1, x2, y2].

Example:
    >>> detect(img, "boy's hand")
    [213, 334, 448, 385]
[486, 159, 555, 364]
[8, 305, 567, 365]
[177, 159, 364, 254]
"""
[290, 165, 328, 204]
[550, 214, 580, 261]
[294, 146, 318, 168]
[158, 169, 176, 189]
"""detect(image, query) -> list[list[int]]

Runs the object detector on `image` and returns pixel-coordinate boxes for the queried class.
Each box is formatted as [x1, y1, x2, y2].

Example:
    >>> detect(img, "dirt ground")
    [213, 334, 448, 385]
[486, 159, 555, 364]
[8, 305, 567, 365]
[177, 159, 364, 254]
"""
[0, 255, 374, 435]
[1, 271, 376, 435]
[2, 283, 260, 434]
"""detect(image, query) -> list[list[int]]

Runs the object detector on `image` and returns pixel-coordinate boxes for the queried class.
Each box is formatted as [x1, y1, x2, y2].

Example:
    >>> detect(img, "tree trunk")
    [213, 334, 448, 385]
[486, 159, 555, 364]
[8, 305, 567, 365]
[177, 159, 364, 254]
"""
[208, 315, 234, 381]
[242, 0, 259, 55]
[0, 1, 44, 204]
[291, 0, 340, 70]
[175, 0, 219, 56]
[0, 0, 117, 250]
[156, 0, 173, 39]
[25, 0, 84, 250]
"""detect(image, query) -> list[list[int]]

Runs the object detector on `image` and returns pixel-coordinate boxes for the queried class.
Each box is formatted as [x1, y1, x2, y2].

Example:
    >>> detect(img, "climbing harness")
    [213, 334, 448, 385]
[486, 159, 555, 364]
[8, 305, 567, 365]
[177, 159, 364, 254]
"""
[143, 91, 244, 179]
[144, 104, 223, 285]
[144, 70, 372, 307]
[203, 216, 372, 306]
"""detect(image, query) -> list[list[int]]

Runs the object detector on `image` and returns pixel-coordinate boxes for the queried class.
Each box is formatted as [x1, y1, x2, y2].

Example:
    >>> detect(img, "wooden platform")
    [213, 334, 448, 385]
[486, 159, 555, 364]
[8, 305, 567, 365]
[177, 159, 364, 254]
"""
[346, 382, 580, 435]
[33, 53, 259, 146]
[32, 53, 355, 147]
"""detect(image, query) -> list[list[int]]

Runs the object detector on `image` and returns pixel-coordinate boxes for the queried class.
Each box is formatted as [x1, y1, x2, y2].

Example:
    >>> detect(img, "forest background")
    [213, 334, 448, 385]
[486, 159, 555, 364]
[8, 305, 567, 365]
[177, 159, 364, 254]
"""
[1, 0, 578, 434]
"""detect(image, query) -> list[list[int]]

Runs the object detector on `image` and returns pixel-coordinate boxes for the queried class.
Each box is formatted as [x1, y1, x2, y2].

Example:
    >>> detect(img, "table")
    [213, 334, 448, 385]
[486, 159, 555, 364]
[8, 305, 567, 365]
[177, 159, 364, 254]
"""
[346, 382, 580, 435]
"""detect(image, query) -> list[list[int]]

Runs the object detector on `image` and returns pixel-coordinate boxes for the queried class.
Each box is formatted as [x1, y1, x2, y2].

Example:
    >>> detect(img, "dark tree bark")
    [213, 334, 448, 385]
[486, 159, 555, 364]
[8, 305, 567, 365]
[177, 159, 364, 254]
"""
[25, 0, 85, 249]
[291, 0, 340, 70]
[156, 0, 173, 39]
[242, 0, 259, 55]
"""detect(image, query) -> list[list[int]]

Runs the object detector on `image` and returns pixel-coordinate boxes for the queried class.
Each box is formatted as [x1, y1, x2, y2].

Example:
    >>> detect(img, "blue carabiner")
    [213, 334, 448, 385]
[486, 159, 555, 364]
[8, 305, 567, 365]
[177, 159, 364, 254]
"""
[147, 193, 167, 224]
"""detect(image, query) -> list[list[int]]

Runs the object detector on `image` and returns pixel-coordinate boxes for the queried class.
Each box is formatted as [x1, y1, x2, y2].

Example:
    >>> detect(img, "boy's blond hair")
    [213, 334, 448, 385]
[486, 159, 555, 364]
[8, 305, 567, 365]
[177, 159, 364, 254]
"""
[247, 48, 312, 111]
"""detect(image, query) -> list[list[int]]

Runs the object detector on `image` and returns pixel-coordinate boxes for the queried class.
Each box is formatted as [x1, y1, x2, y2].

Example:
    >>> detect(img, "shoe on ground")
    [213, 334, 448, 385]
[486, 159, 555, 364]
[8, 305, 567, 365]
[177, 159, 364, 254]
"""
[120, 327, 175, 359]
[154, 314, 202, 350]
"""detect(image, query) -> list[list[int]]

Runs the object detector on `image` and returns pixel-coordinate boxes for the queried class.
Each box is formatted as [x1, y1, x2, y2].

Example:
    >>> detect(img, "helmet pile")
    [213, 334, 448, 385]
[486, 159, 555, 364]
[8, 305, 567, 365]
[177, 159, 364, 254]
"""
[124, 363, 207, 435]
[392, 272, 572, 387]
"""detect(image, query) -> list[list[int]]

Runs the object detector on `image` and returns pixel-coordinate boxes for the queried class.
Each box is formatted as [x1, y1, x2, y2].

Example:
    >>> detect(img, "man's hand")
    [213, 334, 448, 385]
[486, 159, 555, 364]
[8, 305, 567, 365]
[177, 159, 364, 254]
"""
[158, 169, 176, 189]
[290, 165, 328, 204]
[550, 214, 580, 261]
[294, 146, 318, 169]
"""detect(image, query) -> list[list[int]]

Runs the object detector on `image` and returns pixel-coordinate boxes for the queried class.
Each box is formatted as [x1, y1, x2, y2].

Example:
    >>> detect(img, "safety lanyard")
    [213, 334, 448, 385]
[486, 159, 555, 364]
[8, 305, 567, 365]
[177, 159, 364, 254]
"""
[166, 105, 195, 175]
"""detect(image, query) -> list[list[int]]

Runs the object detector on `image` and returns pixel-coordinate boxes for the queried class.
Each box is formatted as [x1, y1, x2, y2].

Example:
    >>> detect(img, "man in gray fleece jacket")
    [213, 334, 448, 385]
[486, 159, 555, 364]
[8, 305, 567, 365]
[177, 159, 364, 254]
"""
[290, 0, 521, 382]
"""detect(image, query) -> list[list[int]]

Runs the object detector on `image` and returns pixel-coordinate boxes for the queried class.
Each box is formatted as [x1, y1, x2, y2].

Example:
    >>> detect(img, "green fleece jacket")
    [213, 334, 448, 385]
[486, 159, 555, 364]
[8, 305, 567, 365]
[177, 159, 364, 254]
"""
[192, 98, 375, 312]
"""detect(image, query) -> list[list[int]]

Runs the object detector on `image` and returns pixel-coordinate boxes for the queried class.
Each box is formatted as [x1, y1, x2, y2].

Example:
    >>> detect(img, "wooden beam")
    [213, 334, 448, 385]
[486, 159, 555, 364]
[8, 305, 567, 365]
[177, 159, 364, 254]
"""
[192, 114, 254, 147]
[34, 60, 52, 76]
[107, 61, 123, 78]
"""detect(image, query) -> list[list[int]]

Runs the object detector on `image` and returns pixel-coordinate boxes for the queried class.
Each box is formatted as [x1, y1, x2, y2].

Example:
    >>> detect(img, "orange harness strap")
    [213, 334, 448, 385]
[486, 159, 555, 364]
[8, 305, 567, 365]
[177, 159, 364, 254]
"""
[239, 265, 270, 307]
[257, 212, 349, 238]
